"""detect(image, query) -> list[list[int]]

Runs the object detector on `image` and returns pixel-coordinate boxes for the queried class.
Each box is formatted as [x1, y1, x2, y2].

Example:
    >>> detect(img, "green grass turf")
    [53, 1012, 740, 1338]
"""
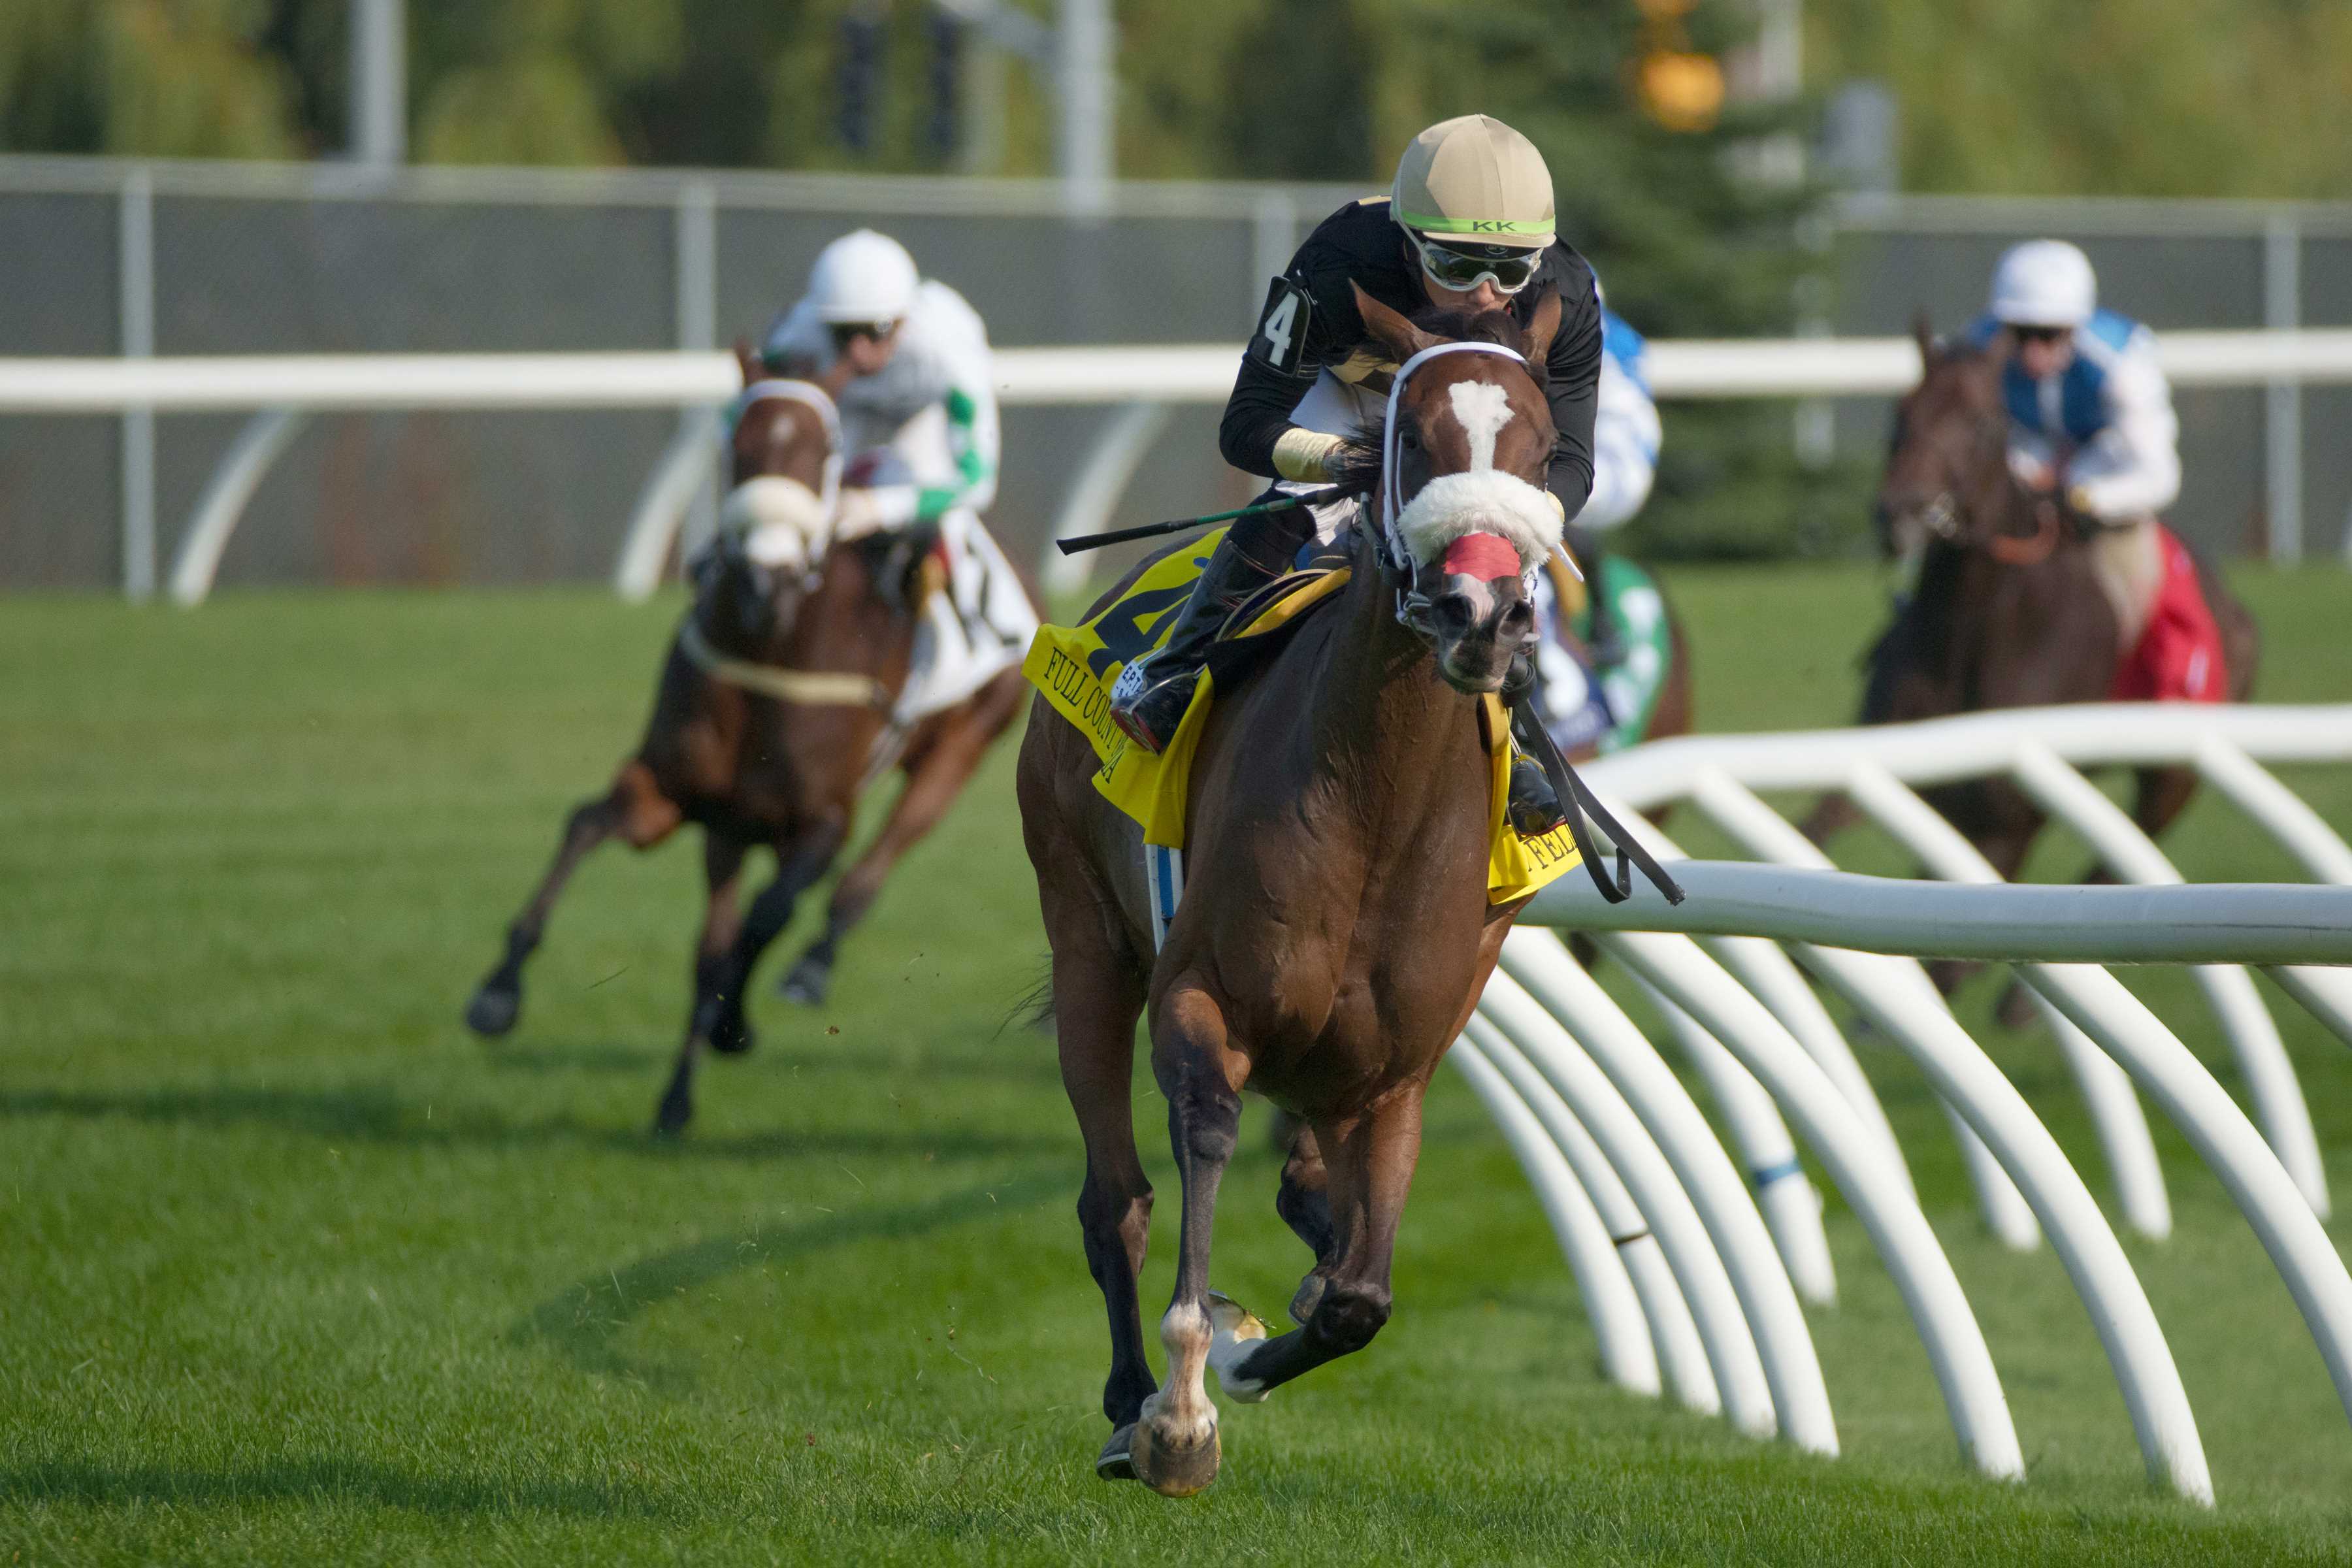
[5, 564, 2352, 1564]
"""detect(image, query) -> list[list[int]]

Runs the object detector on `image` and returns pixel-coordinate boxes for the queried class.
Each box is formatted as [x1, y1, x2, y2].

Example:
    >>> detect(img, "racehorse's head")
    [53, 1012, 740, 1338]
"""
[1878, 315, 2019, 562]
[1347, 282, 1563, 694]
[714, 340, 844, 643]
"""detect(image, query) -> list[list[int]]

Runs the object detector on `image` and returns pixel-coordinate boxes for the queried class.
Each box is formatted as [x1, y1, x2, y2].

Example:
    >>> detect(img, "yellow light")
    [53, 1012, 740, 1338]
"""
[1637, 50, 1725, 133]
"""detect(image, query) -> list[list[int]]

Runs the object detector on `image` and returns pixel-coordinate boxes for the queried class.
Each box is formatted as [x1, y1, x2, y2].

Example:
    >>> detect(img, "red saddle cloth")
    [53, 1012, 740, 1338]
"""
[2110, 523, 2225, 703]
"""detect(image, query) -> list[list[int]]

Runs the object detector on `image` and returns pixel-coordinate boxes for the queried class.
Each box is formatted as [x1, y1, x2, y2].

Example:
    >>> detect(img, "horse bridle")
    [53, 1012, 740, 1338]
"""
[1910, 403, 2065, 567]
[689, 377, 889, 709]
[1375, 339, 1682, 907]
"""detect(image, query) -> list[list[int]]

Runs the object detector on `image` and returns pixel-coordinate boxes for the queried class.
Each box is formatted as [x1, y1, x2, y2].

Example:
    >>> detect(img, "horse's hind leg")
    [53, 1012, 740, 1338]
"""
[1049, 923, 1155, 1480]
[781, 687, 1015, 1005]
[1132, 981, 1245, 1498]
[1220, 1088, 1422, 1399]
[466, 761, 679, 1037]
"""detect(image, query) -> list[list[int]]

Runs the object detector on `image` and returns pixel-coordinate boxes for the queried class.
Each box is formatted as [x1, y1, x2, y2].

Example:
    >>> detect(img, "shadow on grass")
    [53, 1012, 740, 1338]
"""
[510, 1171, 1067, 1384]
[0, 1455, 676, 1520]
[0, 1084, 1062, 1164]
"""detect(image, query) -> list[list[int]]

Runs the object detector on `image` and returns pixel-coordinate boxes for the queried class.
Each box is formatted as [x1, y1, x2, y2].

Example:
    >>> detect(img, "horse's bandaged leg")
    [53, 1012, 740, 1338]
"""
[1203, 1291, 1273, 1402]
[2089, 515, 2164, 653]
[1145, 844, 1184, 952]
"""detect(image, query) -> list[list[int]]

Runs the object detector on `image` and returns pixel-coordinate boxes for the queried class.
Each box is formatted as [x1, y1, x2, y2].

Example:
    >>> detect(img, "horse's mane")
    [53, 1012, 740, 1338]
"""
[1327, 295, 1552, 498]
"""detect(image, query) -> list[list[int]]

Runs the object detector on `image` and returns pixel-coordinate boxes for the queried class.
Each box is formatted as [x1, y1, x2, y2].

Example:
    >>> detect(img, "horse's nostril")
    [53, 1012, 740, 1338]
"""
[1433, 593, 1477, 635]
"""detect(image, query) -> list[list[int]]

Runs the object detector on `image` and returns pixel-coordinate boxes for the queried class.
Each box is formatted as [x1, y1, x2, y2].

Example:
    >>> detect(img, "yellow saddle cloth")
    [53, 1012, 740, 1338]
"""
[1021, 526, 1584, 906]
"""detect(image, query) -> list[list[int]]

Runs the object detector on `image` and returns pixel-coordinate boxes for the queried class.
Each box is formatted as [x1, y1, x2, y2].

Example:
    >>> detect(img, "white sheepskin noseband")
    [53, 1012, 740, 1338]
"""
[1393, 469, 1562, 574]
[724, 476, 831, 570]
[1379, 341, 1561, 576]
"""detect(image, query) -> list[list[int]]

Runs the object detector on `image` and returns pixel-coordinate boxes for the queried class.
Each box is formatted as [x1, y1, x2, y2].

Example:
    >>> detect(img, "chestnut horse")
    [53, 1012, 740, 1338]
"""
[1805, 321, 2258, 1002]
[1020, 287, 1607, 1495]
[465, 344, 1036, 1133]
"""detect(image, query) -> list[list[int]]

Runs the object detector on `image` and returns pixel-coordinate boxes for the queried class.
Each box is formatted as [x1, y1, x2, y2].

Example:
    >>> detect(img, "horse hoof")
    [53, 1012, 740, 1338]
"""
[778, 958, 830, 1007]
[1289, 1273, 1326, 1328]
[1095, 1424, 1139, 1482]
[651, 1094, 693, 1138]
[708, 1006, 757, 1057]
[1205, 1291, 1273, 1403]
[1129, 1413, 1220, 1498]
[464, 983, 520, 1038]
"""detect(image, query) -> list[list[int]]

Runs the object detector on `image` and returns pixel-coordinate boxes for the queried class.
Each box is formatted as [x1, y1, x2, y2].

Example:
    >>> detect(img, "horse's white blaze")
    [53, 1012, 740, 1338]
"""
[1448, 378, 1514, 473]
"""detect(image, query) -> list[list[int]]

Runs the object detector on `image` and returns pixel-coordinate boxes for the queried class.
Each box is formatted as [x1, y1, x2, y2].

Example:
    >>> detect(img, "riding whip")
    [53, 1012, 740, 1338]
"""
[1053, 486, 1345, 556]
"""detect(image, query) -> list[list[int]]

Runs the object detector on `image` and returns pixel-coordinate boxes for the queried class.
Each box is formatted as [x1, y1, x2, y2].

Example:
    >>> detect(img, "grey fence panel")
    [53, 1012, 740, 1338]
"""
[4, 163, 2349, 591]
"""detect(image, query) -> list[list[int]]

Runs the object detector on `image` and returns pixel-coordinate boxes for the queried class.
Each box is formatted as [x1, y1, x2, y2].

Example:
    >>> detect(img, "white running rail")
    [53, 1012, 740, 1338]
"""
[1458, 702, 2352, 1507]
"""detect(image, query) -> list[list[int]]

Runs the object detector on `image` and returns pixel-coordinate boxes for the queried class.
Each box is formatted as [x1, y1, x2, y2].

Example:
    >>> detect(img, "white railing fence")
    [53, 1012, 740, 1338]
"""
[1462, 702, 2352, 1507]
[7, 327, 2352, 604]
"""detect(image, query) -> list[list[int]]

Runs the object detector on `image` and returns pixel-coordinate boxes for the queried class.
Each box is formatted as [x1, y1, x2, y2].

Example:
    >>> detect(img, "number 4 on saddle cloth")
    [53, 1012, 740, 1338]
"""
[1019, 525, 1588, 916]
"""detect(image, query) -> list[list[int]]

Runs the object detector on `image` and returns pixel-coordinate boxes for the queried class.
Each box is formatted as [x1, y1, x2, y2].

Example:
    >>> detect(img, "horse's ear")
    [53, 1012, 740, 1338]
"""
[1352, 281, 1442, 364]
[1911, 310, 1938, 367]
[734, 337, 762, 388]
[1520, 284, 1562, 364]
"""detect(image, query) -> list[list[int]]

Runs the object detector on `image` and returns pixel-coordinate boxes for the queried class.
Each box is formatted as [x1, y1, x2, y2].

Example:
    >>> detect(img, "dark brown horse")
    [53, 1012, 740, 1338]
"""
[1805, 319, 2258, 998]
[1019, 287, 1588, 1497]
[465, 344, 1036, 1133]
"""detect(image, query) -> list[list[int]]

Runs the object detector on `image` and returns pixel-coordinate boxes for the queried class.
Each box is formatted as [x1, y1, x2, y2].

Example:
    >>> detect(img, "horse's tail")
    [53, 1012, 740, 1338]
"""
[1001, 956, 1056, 1037]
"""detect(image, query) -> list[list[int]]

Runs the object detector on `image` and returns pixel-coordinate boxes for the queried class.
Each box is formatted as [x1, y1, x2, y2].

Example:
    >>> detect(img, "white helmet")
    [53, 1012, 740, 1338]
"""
[1989, 238, 2096, 329]
[806, 229, 919, 325]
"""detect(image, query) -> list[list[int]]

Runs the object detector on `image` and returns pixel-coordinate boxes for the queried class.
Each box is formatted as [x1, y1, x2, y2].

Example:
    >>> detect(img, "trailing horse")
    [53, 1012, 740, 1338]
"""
[1805, 319, 2259, 1001]
[465, 344, 1037, 1133]
[1017, 287, 1667, 1495]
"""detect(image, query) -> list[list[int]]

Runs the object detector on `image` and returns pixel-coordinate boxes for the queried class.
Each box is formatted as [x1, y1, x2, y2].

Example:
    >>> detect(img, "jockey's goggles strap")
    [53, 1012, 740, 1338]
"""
[736, 378, 844, 518]
[1379, 340, 1531, 578]
[1412, 234, 1540, 295]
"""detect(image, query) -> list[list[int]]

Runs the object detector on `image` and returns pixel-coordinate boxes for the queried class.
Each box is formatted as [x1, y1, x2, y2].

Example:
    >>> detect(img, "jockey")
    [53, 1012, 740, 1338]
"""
[1965, 238, 2182, 654]
[755, 229, 1035, 715]
[1108, 114, 1607, 828]
[1526, 297, 1660, 747]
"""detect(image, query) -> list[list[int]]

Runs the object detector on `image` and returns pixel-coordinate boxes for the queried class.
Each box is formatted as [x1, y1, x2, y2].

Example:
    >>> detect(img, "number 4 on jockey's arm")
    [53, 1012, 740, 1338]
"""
[1105, 113, 1608, 836]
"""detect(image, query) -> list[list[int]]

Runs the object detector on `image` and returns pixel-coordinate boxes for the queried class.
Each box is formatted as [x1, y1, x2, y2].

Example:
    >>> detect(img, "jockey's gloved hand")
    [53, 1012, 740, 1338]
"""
[1507, 755, 1568, 838]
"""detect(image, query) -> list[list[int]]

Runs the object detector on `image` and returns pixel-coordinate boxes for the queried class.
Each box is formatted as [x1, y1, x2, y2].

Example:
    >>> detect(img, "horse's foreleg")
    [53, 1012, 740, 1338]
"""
[780, 702, 1007, 1007]
[1133, 982, 1243, 1498]
[1223, 1088, 1422, 1397]
[705, 819, 847, 1058]
[465, 763, 681, 1037]
[651, 832, 748, 1136]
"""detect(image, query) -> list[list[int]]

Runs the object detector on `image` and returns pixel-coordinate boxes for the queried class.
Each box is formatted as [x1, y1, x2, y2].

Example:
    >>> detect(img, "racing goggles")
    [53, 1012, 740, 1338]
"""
[1413, 233, 1541, 295]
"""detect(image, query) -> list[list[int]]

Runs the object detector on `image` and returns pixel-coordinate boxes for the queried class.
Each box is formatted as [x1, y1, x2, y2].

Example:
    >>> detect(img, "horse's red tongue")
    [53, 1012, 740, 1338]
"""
[1440, 532, 1522, 581]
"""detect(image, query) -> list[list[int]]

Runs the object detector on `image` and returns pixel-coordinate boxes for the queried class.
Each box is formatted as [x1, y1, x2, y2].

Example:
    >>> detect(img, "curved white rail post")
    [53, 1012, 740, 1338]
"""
[1691, 770, 2043, 1249]
[2268, 966, 2352, 1051]
[1459, 1020, 1714, 1413]
[1041, 400, 1173, 598]
[1629, 976, 1838, 1305]
[2023, 964, 2352, 1443]
[1597, 929, 2025, 1482]
[167, 407, 306, 606]
[1844, 762, 2172, 1241]
[1472, 977, 1775, 1436]
[1445, 1037, 1659, 1398]
[1492, 942, 1839, 1457]
[1530, 862, 2217, 1502]
[1698, 933, 1918, 1207]
[615, 410, 721, 602]
[2010, 740, 2329, 1217]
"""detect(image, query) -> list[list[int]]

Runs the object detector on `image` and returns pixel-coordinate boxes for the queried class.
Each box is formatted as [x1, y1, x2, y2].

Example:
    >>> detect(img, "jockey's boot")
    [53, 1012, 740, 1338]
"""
[1108, 503, 1318, 754]
[1568, 526, 1626, 669]
[1501, 654, 1569, 836]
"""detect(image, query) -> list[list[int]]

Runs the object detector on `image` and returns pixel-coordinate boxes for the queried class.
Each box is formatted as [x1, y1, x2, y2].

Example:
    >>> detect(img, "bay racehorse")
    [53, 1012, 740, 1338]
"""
[1804, 319, 2259, 1004]
[465, 343, 1036, 1133]
[1019, 286, 1620, 1495]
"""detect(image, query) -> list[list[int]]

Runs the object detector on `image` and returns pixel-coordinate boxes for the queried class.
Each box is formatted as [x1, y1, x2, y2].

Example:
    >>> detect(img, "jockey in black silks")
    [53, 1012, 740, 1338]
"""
[1106, 113, 1610, 832]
